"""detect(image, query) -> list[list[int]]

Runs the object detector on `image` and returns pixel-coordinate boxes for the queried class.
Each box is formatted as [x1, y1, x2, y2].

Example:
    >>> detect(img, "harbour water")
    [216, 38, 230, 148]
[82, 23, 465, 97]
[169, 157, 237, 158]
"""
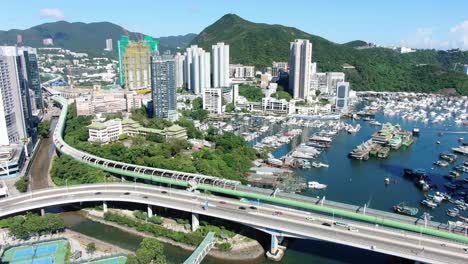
[271, 111, 467, 223]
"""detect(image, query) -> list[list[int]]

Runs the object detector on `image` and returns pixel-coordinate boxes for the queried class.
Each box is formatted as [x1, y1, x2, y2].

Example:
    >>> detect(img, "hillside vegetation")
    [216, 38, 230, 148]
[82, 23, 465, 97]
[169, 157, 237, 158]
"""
[191, 14, 468, 94]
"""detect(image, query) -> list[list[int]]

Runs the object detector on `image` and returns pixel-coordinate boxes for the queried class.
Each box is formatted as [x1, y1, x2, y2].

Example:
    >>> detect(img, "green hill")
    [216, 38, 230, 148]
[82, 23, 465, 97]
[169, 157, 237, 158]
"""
[191, 14, 468, 95]
[0, 21, 196, 56]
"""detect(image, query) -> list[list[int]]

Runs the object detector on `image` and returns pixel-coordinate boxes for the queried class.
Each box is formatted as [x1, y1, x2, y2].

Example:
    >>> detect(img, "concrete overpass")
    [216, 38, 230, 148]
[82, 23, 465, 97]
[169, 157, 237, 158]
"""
[0, 183, 467, 264]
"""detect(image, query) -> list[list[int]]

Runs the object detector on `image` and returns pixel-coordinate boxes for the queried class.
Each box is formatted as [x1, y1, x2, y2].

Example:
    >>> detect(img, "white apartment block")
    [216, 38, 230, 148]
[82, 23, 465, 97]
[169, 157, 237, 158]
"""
[126, 92, 145, 112]
[212, 42, 230, 88]
[272, 61, 288, 76]
[184, 45, 210, 94]
[43, 38, 54, 46]
[289, 39, 312, 99]
[229, 64, 255, 78]
[326, 72, 345, 95]
[203, 87, 223, 114]
[105, 39, 113, 51]
[335, 81, 350, 112]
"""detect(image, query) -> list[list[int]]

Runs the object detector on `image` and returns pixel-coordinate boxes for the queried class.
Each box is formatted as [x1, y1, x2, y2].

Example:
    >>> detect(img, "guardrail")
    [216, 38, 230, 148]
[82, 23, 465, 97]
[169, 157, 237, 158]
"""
[50, 96, 468, 244]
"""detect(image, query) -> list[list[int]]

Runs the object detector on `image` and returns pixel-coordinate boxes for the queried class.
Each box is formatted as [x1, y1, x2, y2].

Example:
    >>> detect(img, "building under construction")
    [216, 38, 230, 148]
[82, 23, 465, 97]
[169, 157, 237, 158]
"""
[118, 35, 158, 91]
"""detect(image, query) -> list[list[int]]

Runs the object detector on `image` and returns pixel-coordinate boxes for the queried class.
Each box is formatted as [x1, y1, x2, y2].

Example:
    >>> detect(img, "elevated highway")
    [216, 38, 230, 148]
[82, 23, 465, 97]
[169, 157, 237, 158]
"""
[0, 183, 467, 264]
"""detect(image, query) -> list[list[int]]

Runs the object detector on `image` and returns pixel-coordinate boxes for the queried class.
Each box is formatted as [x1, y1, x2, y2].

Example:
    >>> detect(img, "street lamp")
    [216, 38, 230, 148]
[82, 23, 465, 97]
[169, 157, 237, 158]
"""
[134, 178, 137, 190]
[65, 179, 68, 193]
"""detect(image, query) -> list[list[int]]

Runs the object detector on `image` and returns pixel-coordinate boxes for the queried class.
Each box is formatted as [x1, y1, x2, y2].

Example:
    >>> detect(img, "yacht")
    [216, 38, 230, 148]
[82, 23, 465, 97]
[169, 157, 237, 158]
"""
[308, 181, 327, 189]
[421, 199, 437, 208]
[452, 146, 468, 156]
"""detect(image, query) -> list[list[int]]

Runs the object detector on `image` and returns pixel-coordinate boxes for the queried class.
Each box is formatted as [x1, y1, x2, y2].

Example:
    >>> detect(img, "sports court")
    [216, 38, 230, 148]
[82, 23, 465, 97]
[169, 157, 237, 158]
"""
[1, 239, 68, 264]
[84, 256, 127, 264]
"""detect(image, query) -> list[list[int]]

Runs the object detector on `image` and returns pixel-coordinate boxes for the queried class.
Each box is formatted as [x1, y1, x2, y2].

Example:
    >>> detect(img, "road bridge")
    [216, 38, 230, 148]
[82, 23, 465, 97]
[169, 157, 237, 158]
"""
[0, 183, 467, 264]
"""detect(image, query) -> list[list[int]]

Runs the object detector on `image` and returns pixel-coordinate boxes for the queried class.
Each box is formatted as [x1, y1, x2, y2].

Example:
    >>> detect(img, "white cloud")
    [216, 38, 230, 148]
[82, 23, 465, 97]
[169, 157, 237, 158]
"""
[400, 21, 468, 50]
[40, 8, 65, 19]
[449, 21, 468, 50]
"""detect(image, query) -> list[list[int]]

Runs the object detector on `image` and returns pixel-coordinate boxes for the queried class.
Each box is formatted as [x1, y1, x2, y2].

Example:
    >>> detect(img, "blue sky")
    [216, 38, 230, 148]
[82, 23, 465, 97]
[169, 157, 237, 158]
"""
[1, 0, 467, 50]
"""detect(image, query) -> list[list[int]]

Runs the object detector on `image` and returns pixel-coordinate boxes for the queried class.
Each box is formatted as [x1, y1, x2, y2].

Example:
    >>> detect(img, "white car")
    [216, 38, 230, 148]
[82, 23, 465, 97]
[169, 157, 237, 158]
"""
[348, 226, 359, 232]
[305, 216, 315, 221]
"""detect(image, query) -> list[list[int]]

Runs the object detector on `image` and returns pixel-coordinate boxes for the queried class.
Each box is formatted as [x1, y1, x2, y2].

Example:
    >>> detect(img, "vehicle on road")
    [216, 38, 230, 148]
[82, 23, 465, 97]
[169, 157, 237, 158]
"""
[249, 206, 257, 210]
[272, 211, 283, 216]
[348, 226, 359, 232]
[305, 216, 315, 221]
[322, 222, 332, 227]
[239, 206, 246, 210]
[123, 192, 130, 195]
[219, 201, 227, 205]
[95, 192, 102, 195]
[161, 191, 167, 194]
[334, 221, 348, 227]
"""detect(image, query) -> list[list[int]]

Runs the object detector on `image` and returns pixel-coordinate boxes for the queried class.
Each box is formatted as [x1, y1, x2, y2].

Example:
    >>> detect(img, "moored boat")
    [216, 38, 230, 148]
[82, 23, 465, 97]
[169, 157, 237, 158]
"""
[377, 147, 390, 158]
[393, 203, 419, 216]
[308, 181, 327, 189]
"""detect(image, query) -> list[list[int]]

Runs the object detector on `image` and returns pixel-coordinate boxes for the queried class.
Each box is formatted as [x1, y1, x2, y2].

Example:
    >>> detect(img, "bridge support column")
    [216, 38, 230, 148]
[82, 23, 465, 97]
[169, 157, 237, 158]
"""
[40, 209, 45, 216]
[191, 213, 199, 232]
[103, 201, 108, 213]
[266, 234, 285, 261]
[147, 205, 153, 218]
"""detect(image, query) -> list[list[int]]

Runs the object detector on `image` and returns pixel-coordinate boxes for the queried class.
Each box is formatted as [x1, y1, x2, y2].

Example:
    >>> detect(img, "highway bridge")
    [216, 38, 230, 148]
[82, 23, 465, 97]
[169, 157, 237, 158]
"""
[0, 183, 467, 264]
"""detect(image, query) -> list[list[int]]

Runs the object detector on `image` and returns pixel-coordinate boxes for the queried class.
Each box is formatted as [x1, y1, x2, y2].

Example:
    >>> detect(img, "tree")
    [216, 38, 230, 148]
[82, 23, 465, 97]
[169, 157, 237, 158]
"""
[14, 176, 29, 192]
[271, 91, 292, 101]
[136, 238, 167, 264]
[239, 85, 264, 102]
[38, 121, 51, 138]
[225, 103, 235, 112]
[86, 242, 96, 255]
[126, 254, 139, 264]
[192, 97, 203, 110]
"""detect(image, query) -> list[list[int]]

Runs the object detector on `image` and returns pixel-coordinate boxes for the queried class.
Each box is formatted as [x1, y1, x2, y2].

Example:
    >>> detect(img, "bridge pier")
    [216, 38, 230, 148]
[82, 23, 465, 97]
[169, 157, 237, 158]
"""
[40, 208, 45, 216]
[147, 205, 153, 218]
[266, 234, 285, 262]
[103, 201, 108, 213]
[191, 213, 199, 232]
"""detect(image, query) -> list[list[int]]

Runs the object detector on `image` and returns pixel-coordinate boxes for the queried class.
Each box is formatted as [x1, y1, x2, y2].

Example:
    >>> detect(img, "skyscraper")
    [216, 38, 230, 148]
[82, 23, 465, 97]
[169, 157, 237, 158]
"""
[0, 46, 38, 147]
[105, 39, 113, 51]
[212, 42, 229, 88]
[174, 52, 185, 88]
[289, 39, 312, 99]
[183, 45, 210, 94]
[151, 55, 177, 121]
[118, 35, 158, 90]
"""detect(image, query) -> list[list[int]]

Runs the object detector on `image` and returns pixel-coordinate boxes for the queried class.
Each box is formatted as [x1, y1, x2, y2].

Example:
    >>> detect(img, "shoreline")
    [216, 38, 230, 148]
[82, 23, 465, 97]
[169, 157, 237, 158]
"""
[82, 210, 266, 261]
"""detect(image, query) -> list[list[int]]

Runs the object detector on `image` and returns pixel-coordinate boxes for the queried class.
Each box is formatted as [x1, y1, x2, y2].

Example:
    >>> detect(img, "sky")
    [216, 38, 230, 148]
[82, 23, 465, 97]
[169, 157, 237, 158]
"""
[1, 0, 467, 50]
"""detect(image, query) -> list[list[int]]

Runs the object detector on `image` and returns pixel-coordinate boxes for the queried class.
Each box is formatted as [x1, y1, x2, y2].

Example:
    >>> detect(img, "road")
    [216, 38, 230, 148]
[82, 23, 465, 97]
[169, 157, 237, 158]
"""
[0, 183, 467, 264]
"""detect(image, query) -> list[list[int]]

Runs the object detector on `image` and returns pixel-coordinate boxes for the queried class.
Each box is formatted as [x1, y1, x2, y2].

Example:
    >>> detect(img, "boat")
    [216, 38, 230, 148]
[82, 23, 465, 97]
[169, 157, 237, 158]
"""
[421, 199, 437, 208]
[346, 124, 361, 134]
[452, 146, 468, 156]
[418, 179, 430, 191]
[447, 208, 460, 217]
[267, 158, 283, 167]
[393, 203, 419, 216]
[444, 182, 458, 190]
[308, 181, 327, 189]
[440, 152, 457, 163]
[454, 165, 468, 173]
[377, 147, 390, 158]
[412, 128, 420, 136]
[369, 120, 382, 126]
[433, 160, 449, 167]
[385, 178, 390, 185]
[311, 162, 329, 168]
[401, 134, 414, 147]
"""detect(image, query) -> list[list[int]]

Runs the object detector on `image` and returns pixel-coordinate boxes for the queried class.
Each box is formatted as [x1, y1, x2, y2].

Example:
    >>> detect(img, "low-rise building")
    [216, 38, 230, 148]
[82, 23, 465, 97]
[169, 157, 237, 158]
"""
[229, 64, 255, 78]
[261, 97, 296, 115]
[87, 118, 187, 144]
[0, 144, 27, 178]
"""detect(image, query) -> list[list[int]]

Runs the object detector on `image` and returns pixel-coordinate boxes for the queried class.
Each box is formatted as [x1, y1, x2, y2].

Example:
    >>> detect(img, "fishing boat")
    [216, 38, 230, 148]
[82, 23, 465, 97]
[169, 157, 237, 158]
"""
[454, 165, 468, 173]
[308, 181, 327, 189]
[440, 152, 457, 163]
[369, 144, 382, 156]
[421, 199, 437, 208]
[444, 182, 458, 190]
[447, 208, 460, 217]
[401, 134, 414, 147]
[393, 203, 419, 216]
[377, 147, 390, 158]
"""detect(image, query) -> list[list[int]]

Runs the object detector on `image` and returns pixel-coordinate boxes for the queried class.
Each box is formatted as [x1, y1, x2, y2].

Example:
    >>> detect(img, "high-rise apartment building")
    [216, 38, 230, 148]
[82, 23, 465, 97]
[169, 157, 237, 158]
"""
[118, 35, 158, 90]
[212, 42, 230, 88]
[42, 38, 53, 46]
[0, 46, 39, 148]
[183, 45, 210, 94]
[105, 39, 113, 51]
[335, 81, 350, 112]
[326, 72, 345, 95]
[151, 55, 177, 121]
[203, 87, 223, 114]
[174, 52, 185, 88]
[464, 64, 468, 75]
[289, 39, 312, 99]
[16, 35, 23, 46]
